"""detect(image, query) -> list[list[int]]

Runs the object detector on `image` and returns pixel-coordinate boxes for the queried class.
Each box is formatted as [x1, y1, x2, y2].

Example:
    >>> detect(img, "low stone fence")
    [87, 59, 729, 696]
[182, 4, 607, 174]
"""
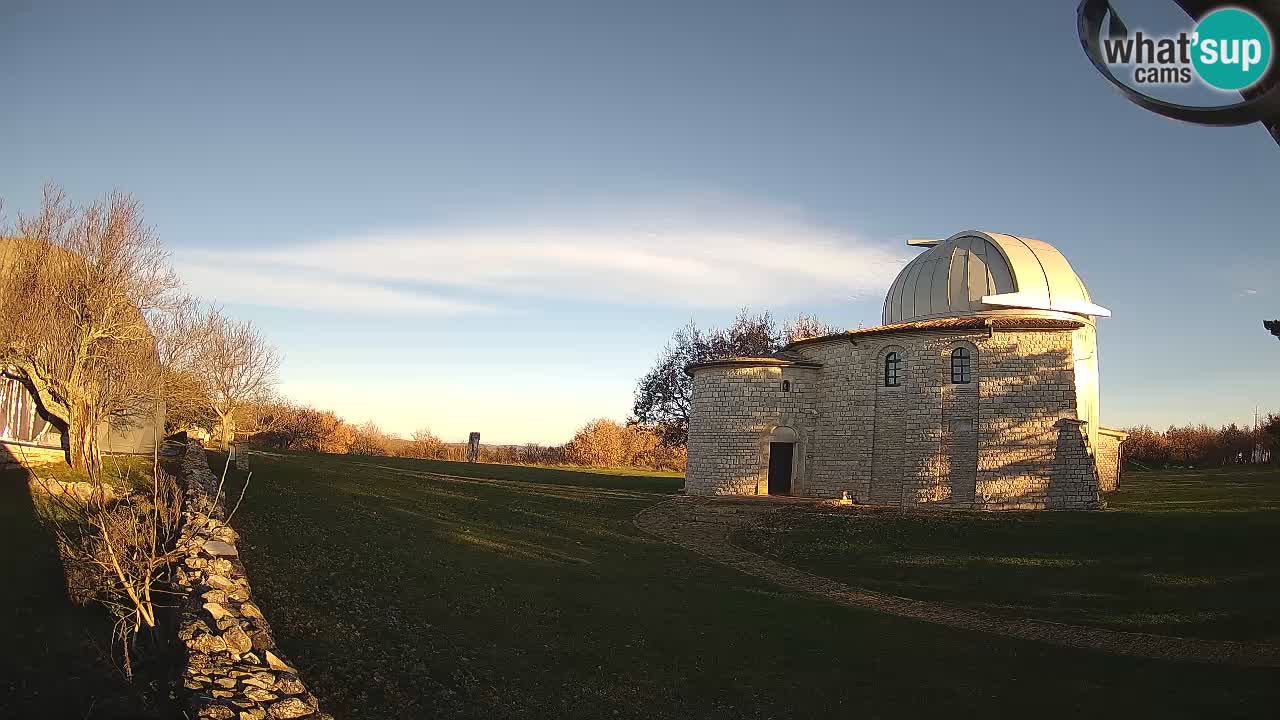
[172, 441, 331, 720]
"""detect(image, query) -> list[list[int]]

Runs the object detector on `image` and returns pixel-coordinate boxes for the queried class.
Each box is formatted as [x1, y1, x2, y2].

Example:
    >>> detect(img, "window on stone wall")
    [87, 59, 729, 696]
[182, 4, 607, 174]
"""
[951, 347, 972, 384]
[782, 380, 790, 392]
[884, 352, 901, 387]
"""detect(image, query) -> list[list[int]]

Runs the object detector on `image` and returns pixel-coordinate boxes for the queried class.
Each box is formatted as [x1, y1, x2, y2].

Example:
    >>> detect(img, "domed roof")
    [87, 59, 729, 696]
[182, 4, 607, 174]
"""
[882, 231, 1110, 325]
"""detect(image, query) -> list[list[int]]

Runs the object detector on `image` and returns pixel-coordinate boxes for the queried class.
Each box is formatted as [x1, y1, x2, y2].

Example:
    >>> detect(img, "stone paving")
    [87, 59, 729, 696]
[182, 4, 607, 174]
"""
[634, 496, 1280, 668]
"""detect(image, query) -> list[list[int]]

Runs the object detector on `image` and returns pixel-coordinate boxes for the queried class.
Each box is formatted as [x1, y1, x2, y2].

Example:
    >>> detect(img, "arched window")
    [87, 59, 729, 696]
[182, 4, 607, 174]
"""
[951, 347, 972, 384]
[781, 380, 791, 392]
[884, 352, 901, 387]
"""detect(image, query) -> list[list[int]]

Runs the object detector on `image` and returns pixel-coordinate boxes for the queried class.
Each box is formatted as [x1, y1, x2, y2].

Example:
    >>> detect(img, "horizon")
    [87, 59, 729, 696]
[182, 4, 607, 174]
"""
[5, 0, 1277, 445]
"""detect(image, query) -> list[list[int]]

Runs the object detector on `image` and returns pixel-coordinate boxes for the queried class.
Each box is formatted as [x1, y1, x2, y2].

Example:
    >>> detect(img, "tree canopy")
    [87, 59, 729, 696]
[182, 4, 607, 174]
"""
[630, 310, 841, 447]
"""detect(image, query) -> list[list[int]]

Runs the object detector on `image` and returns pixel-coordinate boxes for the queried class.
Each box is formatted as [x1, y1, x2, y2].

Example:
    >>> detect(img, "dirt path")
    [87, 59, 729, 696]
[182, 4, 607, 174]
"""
[634, 496, 1280, 668]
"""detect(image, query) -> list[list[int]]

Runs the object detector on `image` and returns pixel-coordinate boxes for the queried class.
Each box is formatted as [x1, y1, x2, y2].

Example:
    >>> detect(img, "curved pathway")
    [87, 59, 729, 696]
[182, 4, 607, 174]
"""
[635, 496, 1280, 668]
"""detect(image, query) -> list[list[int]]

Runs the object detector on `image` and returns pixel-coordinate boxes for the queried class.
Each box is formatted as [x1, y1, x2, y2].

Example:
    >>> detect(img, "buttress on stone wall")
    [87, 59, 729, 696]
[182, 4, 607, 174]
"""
[686, 325, 1116, 510]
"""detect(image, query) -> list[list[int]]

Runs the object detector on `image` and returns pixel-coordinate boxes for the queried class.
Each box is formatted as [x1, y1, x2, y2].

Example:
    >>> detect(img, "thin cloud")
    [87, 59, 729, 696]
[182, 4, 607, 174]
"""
[175, 260, 494, 315]
[177, 205, 907, 313]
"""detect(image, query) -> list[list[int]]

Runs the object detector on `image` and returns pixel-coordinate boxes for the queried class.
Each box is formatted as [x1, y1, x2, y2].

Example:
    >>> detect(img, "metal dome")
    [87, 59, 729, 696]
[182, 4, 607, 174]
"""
[882, 231, 1110, 325]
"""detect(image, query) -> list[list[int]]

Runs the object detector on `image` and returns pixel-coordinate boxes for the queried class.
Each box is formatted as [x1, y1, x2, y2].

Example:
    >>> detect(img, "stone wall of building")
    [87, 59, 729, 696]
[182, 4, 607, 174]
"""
[971, 329, 1099, 510]
[1096, 429, 1125, 492]
[798, 330, 991, 507]
[172, 442, 331, 720]
[685, 364, 817, 495]
[686, 325, 1104, 509]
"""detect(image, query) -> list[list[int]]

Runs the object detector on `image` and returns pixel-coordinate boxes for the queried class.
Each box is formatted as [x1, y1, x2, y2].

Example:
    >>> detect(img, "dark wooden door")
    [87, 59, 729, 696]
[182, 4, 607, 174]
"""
[767, 442, 794, 495]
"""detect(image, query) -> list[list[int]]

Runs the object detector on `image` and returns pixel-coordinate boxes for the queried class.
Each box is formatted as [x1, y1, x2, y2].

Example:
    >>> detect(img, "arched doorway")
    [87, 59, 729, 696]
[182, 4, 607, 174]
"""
[768, 426, 798, 496]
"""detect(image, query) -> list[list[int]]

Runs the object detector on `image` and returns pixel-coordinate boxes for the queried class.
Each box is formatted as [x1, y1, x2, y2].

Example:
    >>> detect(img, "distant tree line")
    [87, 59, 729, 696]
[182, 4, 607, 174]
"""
[1123, 415, 1280, 468]
[239, 400, 685, 471]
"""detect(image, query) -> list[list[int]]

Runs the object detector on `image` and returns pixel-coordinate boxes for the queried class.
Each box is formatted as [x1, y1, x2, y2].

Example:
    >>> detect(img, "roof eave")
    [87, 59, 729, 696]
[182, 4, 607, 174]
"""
[684, 357, 824, 377]
[782, 315, 1087, 351]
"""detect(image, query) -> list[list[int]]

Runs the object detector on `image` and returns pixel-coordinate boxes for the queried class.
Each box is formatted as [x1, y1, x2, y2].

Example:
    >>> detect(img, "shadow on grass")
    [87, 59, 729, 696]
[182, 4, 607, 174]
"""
[216, 451, 1280, 720]
[0, 444, 157, 719]
[731, 465, 1280, 641]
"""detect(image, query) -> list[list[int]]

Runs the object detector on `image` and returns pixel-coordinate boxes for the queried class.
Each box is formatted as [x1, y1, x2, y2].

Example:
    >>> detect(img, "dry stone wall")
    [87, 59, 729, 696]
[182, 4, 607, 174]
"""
[686, 326, 1105, 509]
[173, 442, 331, 720]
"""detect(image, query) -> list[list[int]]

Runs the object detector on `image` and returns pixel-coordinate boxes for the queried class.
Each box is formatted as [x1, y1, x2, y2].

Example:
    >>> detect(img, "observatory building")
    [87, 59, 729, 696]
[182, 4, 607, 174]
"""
[685, 230, 1127, 510]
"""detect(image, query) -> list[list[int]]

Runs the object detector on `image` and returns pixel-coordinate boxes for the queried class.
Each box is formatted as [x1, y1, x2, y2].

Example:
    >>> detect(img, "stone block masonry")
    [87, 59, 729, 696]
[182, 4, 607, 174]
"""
[684, 231, 1125, 510]
[1096, 429, 1126, 492]
[686, 364, 818, 495]
[173, 441, 331, 720]
[687, 325, 1109, 510]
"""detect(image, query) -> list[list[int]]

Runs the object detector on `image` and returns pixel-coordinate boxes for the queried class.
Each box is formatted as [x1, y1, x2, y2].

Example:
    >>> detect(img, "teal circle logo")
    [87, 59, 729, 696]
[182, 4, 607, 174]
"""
[1192, 7, 1272, 90]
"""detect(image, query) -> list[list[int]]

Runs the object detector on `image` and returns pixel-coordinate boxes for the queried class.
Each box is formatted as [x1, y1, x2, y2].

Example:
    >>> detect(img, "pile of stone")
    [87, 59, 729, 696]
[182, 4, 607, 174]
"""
[28, 476, 123, 503]
[172, 441, 331, 720]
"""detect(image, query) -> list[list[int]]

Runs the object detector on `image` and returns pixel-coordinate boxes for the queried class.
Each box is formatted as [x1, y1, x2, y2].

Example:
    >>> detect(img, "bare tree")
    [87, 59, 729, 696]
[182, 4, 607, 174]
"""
[195, 311, 280, 448]
[150, 297, 217, 434]
[782, 313, 843, 344]
[1, 184, 177, 474]
[402, 427, 448, 459]
[349, 420, 392, 456]
[36, 456, 184, 676]
[141, 294, 282, 444]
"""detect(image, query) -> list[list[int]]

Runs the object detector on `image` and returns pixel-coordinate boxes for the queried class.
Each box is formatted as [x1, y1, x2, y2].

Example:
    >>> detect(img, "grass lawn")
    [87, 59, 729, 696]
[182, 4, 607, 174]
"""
[344, 454, 684, 493]
[733, 465, 1280, 641]
[216, 451, 1278, 719]
[1, 453, 162, 719]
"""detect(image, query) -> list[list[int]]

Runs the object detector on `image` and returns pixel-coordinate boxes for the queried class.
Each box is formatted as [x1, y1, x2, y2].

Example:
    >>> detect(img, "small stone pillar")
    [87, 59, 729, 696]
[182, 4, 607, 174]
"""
[229, 444, 249, 471]
[466, 432, 480, 463]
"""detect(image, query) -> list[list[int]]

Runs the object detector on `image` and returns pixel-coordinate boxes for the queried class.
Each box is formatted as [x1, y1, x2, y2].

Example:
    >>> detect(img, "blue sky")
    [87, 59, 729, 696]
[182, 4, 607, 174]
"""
[4, 0, 1277, 444]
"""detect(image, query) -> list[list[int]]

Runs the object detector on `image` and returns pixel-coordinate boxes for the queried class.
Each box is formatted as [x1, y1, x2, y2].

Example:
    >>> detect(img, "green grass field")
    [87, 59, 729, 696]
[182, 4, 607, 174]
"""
[211, 451, 1279, 719]
[733, 466, 1280, 641]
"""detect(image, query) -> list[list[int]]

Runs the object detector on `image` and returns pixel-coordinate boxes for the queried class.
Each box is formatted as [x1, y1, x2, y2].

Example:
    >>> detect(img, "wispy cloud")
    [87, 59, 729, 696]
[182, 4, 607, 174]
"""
[177, 202, 906, 314]
[174, 261, 495, 315]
